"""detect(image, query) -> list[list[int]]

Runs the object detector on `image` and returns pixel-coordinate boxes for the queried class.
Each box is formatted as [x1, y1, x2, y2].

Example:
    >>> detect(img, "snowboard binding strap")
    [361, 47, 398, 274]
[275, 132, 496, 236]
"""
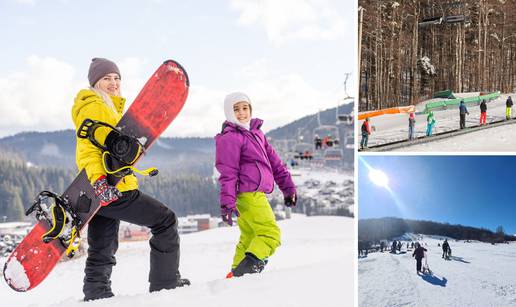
[25, 191, 82, 258]
[77, 119, 158, 178]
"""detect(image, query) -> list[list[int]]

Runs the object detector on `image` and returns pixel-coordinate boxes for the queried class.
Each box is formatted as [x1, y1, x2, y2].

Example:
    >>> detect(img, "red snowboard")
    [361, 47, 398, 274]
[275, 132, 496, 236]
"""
[3, 59, 189, 292]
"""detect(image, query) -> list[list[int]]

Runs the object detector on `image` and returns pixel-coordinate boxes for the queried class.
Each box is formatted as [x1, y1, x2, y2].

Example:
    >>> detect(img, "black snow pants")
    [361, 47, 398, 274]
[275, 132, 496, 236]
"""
[83, 190, 180, 301]
[416, 258, 423, 272]
[460, 114, 466, 129]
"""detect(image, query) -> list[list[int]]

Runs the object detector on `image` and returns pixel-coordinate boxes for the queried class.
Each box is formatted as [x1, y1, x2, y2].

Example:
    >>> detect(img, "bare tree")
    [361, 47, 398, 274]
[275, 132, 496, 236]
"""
[359, 0, 516, 111]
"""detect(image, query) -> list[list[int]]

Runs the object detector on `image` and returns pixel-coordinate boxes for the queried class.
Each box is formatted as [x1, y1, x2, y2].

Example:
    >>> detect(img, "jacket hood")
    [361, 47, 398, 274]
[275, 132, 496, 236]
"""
[71, 89, 125, 124]
[224, 92, 252, 130]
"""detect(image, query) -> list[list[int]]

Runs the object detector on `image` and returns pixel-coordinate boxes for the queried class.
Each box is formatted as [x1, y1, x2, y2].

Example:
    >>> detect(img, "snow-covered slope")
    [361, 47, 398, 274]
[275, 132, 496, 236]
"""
[359, 235, 516, 306]
[1, 215, 353, 307]
[362, 93, 516, 151]
[392, 123, 516, 152]
[291, 167, 354, 215]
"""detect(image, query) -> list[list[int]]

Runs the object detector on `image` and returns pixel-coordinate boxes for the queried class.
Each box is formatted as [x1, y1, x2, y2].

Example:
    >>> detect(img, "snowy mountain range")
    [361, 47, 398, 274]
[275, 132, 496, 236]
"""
[0, 104, 354, 174]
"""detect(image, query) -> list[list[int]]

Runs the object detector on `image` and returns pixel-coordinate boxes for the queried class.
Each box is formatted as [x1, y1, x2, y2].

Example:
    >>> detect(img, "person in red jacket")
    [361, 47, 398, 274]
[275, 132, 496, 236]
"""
[360, 118, 372, 150]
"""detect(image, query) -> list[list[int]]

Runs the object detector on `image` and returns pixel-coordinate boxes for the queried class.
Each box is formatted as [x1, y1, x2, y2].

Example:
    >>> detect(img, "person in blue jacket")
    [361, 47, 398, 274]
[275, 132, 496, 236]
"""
[459, 100, 469, 129]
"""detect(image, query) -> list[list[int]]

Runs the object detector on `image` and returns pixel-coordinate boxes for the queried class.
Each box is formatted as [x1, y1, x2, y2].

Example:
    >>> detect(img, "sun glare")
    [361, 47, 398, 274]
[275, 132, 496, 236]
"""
[369, 168, 389, 188]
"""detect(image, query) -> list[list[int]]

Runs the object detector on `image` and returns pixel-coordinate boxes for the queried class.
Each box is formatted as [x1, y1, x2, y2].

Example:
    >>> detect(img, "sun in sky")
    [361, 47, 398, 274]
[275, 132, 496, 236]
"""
[368, 168, 389, 188]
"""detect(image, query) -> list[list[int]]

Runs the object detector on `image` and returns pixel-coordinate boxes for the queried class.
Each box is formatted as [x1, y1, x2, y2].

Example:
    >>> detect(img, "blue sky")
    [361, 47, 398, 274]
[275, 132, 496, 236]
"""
[359, 155, 516, 234]
[0, 0, 355, 138]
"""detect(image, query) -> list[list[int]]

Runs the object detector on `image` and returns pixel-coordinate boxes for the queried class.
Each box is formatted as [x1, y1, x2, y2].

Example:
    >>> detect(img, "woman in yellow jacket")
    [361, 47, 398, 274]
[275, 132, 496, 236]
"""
[72, 58, 188, 301]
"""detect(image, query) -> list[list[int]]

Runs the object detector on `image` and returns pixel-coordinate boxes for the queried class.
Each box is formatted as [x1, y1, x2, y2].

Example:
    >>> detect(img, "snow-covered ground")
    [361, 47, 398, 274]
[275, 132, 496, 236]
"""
[393, 123, 516, 152]
[1, 215, 353, 307]
[291, 167, 354, 215]
[361, 93, 516, 151]
[359, 234, 516, 306]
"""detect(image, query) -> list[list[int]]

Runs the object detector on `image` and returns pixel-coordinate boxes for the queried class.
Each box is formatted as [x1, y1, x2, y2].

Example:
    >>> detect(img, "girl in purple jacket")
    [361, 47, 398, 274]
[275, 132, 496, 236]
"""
[215, 92, 297, 278]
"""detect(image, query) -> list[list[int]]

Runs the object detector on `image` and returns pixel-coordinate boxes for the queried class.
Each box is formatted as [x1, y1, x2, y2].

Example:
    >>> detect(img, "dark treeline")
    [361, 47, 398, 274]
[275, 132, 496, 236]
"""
[359, 217, 515, 243]
[359, 0, 516, 111]
[0, 159, 75, 221]
[0, 157, 220, 222]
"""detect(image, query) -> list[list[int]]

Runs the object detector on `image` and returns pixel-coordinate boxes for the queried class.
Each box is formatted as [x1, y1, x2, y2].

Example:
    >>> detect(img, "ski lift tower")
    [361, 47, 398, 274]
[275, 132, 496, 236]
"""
[337, 72, 354, 157]
[337, 73, 354, 125]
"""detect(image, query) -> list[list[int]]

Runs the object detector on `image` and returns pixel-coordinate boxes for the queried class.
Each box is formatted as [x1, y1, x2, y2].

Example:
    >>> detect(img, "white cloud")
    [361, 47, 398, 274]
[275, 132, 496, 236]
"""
[0, 56, 150, 138]
[0, 56, 347, 139]
[167, 58, 347, 137]
[230, 0, 346, 45]
[231, 58, 345, 133]
[0, 56, 80, 136]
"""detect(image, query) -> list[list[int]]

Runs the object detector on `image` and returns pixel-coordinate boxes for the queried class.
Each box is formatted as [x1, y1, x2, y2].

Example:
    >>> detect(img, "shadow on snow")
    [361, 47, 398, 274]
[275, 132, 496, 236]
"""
[421, 274, 447, 287]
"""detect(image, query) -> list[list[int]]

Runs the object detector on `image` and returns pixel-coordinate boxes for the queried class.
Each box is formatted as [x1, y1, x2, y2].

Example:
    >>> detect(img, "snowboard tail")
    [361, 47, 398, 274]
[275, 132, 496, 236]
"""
[3, 59, 189, 292]
[3, 170, 97, 291]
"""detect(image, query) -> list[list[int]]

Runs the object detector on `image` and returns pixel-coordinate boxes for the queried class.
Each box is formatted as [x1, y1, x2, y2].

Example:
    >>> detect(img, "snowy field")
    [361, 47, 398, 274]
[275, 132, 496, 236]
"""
[392, 123, 516, 152]
[1, 215, 353, 307]
[359, 235, 516, 307]
[361, 93, 516, 151]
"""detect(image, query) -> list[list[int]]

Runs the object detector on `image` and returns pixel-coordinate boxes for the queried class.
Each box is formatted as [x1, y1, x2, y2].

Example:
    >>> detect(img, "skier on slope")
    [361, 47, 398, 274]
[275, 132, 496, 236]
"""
[391, 240, 397, 254]
[215, 92, 297, 278]
[459, 100, 469, 129]
[442, 239, 450, 259]
[72, 58, 189, 301]
[360, 118, 372, 149]
[479, 99, 487, 125]
[412, 242, 427, 274]
[506, 96, 513, 120]
[408, 112, 416, 140]
[426, 112, 436, 136]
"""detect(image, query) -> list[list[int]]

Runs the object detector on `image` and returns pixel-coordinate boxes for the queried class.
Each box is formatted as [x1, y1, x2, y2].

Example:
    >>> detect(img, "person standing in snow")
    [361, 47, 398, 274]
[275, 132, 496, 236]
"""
[360, 117, 372, 149]
[215, 92, 297, 278]
[412, 242, 427, 274]
[479, 99, 487, 125]
[391, 240, 397, 254]
[506, 96, 513, 120]
[426, 112, 436, 136]
[408, 112, 416, 140]
[314, 134, 322, 150]
[459, 100, 469, 129]
[72, 58, 189, 301]
[442, 239, 450, 259]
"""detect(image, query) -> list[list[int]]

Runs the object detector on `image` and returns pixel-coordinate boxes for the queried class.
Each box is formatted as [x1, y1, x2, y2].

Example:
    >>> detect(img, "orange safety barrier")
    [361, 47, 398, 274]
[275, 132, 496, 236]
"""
[358, 105, 416, 120]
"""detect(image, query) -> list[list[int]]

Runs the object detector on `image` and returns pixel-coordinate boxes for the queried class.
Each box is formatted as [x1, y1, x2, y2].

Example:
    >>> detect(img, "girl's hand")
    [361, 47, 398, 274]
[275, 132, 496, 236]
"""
[221, 204, 240, 226]
[284, 194, 297, 207]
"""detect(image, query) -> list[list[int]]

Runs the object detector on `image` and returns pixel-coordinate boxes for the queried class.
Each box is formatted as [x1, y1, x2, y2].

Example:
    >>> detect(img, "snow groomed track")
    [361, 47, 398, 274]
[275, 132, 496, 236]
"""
[359, 118, 516, 152]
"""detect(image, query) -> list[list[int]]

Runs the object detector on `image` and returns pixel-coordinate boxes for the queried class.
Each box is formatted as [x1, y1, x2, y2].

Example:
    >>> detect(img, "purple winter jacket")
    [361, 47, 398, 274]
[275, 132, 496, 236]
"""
[215, 118, 296, 207]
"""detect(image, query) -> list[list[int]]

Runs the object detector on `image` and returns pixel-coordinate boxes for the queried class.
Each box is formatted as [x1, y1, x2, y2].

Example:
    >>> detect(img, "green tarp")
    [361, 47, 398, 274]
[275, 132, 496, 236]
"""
[433, 90, 455, 99]
[424, 91, 501, 113]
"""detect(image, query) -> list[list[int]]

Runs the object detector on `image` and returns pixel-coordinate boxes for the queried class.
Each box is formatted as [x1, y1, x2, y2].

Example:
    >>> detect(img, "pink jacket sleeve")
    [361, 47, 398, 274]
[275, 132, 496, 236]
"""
[215, 133, 242, 207]
[264, 138, 296, 196]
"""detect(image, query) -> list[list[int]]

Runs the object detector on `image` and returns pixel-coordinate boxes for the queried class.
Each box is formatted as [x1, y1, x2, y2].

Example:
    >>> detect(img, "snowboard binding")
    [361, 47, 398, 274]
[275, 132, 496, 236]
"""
[25, 191, 82, 258]
[77, 119, 158, 177]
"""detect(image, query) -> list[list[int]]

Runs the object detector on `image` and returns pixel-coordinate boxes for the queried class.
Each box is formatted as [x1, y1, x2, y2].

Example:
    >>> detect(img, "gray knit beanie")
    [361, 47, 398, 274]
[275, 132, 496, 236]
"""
[88, 58, 121, 86]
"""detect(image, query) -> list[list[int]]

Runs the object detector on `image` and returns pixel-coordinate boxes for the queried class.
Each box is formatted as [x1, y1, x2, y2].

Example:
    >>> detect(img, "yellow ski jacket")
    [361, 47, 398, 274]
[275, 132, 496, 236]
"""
[71, 89, 138, 192]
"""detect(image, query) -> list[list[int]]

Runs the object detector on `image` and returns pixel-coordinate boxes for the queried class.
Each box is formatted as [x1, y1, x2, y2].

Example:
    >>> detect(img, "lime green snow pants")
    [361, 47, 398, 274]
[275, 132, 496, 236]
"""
[232, 192, 281, 268]
[507, 107, 512, 119]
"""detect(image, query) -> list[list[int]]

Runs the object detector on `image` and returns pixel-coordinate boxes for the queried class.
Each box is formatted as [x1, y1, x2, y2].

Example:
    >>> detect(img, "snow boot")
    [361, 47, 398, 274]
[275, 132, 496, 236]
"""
[84, 291, 114, 302]
[231, 253, 266, 277]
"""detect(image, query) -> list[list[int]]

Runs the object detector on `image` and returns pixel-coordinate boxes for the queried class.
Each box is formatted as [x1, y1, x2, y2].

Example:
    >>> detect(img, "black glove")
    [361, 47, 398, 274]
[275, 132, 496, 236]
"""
[284, 194, 297, 207]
